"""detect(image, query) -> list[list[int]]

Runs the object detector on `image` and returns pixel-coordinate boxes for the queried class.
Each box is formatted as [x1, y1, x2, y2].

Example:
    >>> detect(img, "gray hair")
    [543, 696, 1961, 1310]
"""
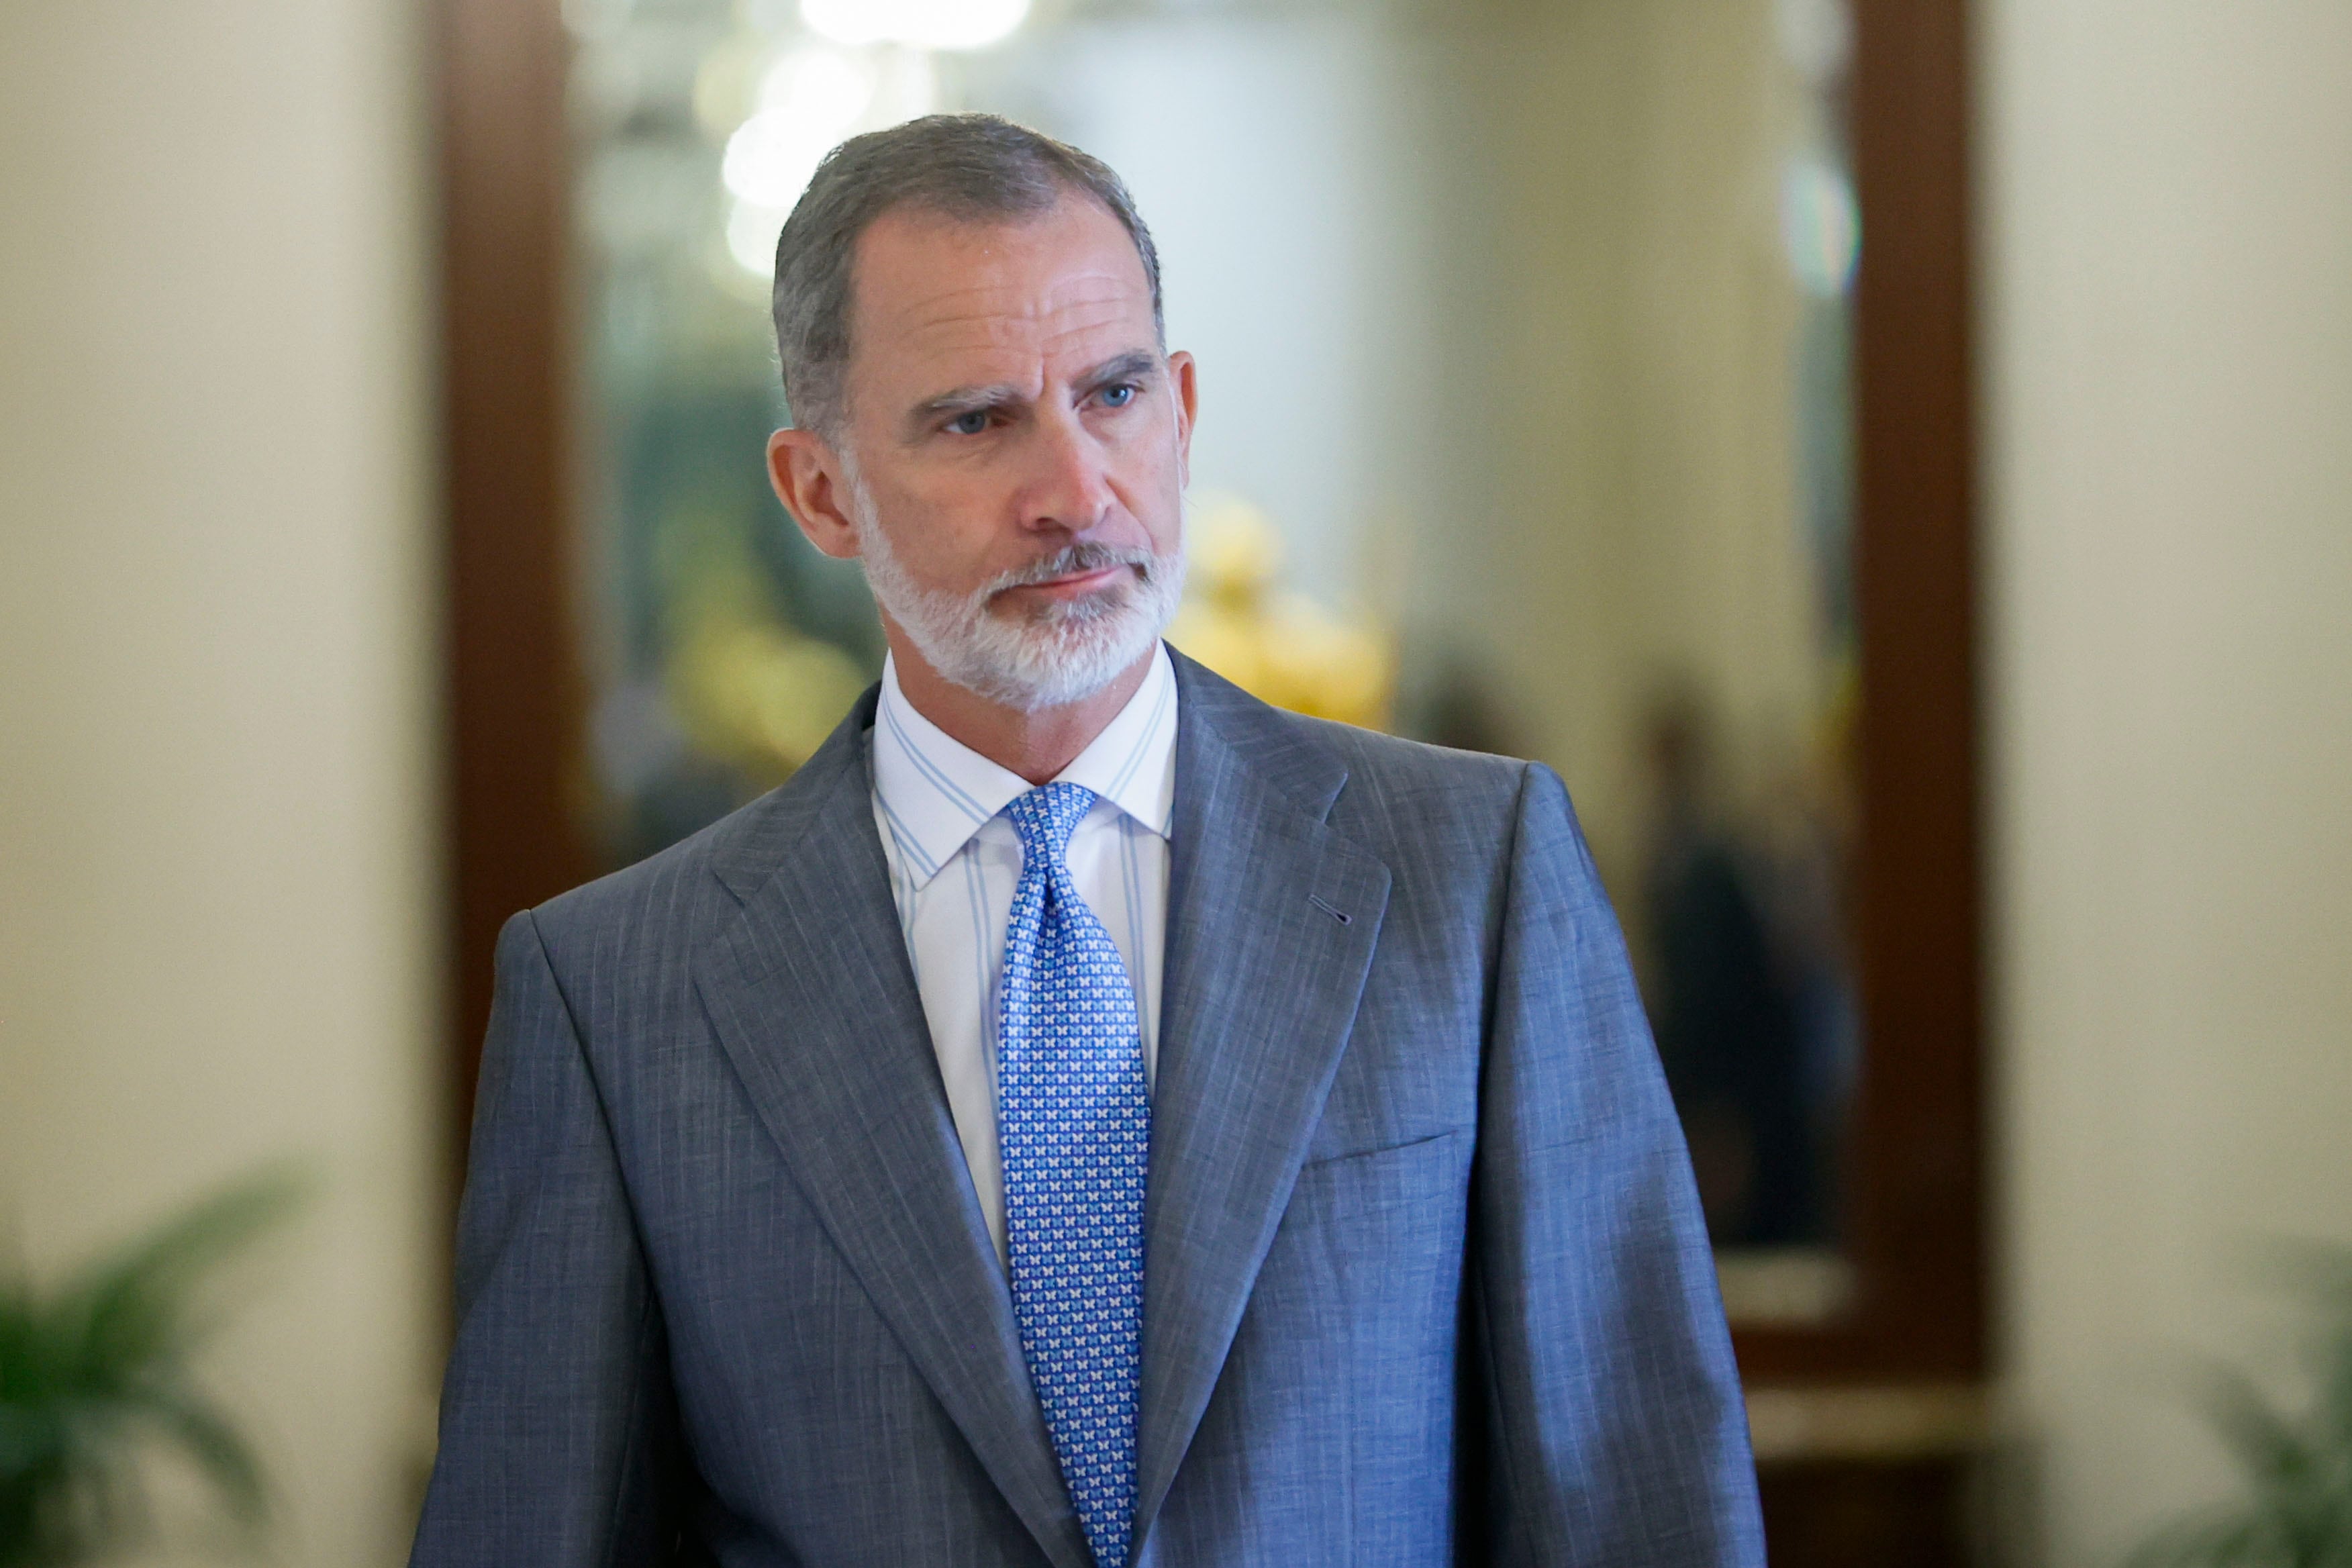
[769, 113, 1164, 440]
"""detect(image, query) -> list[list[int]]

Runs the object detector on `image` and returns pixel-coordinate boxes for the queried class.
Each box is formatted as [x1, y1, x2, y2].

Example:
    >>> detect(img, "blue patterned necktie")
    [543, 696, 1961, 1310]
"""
[999, 783, 1149, 1568]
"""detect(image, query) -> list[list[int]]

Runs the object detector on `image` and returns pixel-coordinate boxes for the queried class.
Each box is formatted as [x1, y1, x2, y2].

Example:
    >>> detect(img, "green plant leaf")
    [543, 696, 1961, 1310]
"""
[62, 1168, 307, 1388]
[140, 1385, 268, 1527]
[2124, 1242, 2352, 1568]
[0, 1165, 306, 1566]
[2123, 1510, 2285, 1568]
[2199, 1365, 2316, 1498]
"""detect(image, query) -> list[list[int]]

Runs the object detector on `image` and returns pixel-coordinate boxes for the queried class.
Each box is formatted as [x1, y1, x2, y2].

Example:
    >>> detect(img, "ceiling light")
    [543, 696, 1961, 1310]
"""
[799, 0, 1030, 52]
[721, 47, 874, 208]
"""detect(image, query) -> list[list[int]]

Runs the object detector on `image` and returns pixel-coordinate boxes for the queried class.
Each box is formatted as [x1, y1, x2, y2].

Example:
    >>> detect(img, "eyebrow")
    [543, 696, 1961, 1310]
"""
[905, 349, 1162, 434]
[1079, 349, 1161, 395]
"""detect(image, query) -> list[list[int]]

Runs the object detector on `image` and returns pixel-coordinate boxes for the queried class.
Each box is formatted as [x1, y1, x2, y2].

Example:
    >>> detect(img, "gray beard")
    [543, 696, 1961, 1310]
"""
[848, 479, 1185, 714]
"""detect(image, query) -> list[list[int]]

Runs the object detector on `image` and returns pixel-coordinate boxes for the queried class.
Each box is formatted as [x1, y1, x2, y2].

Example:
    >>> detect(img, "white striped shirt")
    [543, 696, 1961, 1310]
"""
[869, 642, 1179, 1265]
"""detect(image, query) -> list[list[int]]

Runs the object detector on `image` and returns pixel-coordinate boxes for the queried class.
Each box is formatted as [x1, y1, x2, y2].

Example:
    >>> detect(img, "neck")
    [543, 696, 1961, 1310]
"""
[886, 630, 1157, 785]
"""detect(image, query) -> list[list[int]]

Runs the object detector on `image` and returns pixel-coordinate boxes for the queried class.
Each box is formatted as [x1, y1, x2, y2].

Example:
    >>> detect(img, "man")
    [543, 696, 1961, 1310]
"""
[413, 114, 1761, 1567]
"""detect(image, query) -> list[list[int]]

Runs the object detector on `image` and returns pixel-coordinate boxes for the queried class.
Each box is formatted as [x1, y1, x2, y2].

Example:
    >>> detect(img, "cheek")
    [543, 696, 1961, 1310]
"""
[1112, 442, 1187, 552]
[876, 480, 1010, 585]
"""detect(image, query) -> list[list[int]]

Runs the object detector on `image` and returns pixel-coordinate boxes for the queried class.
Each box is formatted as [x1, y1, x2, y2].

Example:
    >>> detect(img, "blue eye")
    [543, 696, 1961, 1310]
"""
[1099, 383, 1137, 408]
[946, 410, 989, 436]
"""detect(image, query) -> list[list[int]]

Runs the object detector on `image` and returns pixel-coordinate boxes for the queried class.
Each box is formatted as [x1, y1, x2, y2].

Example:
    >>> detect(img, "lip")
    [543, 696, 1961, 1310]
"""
[1008, 563, 1131, 600]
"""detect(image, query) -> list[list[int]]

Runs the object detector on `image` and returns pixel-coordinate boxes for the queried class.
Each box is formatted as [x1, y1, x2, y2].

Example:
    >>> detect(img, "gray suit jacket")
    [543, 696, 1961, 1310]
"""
[411, 652, 1763, 1567]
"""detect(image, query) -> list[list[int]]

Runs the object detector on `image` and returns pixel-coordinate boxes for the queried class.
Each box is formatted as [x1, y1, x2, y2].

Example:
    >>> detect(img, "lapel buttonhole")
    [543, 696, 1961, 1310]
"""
[1308, 894, 1352, 925]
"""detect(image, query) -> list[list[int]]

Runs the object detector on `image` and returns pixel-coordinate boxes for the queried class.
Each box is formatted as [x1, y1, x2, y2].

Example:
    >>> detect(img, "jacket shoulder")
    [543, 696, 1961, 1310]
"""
[520, 799, 745, 971]
[524, 682, 881, 962]
[1300, 712, 1528, 802]
[1222, 690, 1528, 816]
[1171, 647, 1530, 819]
[1190, 691, 1536, 908]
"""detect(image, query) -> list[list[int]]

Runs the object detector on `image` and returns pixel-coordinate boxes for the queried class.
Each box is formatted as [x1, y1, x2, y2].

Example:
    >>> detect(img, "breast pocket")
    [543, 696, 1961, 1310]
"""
[1283, 1126, 1471, 1287]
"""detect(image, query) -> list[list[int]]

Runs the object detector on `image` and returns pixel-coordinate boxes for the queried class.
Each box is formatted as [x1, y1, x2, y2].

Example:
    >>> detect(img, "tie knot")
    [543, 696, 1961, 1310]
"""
[1003, 782, 1096, 869]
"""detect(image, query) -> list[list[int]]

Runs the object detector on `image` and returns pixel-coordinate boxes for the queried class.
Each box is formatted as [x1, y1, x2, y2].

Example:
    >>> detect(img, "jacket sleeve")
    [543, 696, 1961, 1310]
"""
[411, 910, 689, 1567]
[1471, 763, 1765, 1566]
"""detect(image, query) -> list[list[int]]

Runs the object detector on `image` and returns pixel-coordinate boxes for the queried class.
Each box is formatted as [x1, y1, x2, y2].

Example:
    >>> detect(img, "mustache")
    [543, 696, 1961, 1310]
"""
[981, 541, 1165, 598]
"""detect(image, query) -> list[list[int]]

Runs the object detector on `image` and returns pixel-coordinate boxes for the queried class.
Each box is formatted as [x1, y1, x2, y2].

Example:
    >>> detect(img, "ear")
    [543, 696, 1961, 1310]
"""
[1167, 349, 1199, 488]
[767, 426, 862, 560]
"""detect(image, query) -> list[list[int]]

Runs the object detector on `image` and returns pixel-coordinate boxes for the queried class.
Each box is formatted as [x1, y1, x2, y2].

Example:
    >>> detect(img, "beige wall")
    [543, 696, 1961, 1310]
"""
[0, 1, 438, 1563]
[1983, 1, 2352, 1563]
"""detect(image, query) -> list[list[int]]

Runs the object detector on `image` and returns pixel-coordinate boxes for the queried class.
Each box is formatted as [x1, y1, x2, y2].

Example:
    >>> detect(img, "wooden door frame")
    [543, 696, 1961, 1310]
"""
[433, 0, 594, 1206]
[1731, 0, 1983, 1383]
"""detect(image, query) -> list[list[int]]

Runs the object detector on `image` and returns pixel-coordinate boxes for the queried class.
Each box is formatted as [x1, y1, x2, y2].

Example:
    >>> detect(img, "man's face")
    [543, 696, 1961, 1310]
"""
[781, 194, 1195, 711]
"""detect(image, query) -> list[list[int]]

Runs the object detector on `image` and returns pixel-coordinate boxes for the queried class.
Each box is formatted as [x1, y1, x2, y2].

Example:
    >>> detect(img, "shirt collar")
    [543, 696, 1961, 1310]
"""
[871, 642, 1179, 888]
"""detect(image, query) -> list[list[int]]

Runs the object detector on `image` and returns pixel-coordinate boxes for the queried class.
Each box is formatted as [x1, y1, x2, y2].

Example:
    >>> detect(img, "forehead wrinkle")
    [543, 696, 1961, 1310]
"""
[882, 258, 1140, 337]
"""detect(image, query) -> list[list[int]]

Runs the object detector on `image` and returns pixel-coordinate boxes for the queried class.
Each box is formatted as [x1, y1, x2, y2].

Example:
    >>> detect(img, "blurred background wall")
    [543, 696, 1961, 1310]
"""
[1983, 0, 2352, 1563]
[0, 1, 439, 1563]
[0, 1, 2346, 1566]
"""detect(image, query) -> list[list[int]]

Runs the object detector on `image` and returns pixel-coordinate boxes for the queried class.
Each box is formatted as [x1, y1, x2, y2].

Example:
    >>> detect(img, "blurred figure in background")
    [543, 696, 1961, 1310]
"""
[1641, 686, 1820, 1246]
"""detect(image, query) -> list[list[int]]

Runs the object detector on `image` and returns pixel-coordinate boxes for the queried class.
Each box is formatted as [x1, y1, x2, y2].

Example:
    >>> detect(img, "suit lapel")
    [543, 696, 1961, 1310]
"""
[694, 695, 1093, 1568]
[1131, 657, 1393, 1548]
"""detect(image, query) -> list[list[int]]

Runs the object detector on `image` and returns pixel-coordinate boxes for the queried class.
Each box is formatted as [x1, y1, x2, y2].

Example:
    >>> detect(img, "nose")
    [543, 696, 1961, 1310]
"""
[1015, 403, 1116, 538]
